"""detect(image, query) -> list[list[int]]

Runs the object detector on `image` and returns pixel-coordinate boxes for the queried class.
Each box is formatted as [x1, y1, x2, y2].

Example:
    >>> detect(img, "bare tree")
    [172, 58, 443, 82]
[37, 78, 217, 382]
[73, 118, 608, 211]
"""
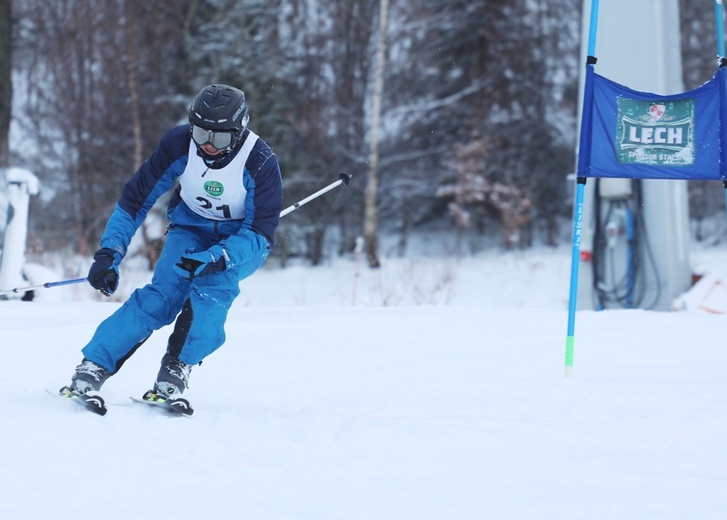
[380, 0, 578, 249]
[680, 0, 726, 233]
[8, 0, 591, 262]
[13, 0, 194, 253]
[437, 133, 533, 249]
[0, 0, 11, 168]
[363, 0, 389, 268]
[124, 0, 158, 269]
[264, 0, 377, 265]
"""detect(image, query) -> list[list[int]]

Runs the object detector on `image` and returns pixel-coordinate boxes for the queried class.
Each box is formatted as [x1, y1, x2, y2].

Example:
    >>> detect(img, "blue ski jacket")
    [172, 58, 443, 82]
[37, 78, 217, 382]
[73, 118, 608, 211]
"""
[98, 124, 283, 267]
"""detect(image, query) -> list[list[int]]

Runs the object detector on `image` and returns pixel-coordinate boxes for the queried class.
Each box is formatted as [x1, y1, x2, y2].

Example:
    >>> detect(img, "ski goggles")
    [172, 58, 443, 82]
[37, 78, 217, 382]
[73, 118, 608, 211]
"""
[191, 125, 235, 149]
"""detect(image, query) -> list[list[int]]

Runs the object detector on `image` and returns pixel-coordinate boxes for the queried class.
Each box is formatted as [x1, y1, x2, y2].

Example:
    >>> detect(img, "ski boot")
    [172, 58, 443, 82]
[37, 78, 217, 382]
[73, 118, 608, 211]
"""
[59, 359, 110, 415]
[139, 354, 194, 416]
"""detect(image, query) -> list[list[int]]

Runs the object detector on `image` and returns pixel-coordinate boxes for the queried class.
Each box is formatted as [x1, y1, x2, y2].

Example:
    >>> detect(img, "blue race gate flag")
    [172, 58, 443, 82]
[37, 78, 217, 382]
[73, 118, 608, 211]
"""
[577, 66, 727, 181]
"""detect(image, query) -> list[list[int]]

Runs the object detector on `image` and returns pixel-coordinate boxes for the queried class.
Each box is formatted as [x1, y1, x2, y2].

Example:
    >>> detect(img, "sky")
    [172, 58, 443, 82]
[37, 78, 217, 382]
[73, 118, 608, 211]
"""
[0, 245, 726, 519]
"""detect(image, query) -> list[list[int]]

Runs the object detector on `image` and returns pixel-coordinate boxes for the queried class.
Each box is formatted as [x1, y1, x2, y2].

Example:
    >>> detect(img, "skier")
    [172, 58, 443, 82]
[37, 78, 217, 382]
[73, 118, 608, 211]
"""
[60, 84, 283, 412]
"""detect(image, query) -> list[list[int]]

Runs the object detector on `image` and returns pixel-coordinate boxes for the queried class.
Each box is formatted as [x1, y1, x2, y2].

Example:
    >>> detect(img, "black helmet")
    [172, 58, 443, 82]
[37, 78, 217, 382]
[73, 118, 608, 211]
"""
[188, 84, 249, 166]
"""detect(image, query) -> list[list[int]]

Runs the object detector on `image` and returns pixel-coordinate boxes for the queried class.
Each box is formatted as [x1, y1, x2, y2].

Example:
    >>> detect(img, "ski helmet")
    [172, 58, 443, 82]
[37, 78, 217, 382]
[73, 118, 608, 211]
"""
[188, 84, 249, 166]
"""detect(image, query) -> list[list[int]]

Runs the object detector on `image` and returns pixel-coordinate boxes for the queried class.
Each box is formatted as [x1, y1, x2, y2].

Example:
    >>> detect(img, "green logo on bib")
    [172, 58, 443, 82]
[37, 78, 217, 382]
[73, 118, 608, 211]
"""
[204, 180, 224, 197]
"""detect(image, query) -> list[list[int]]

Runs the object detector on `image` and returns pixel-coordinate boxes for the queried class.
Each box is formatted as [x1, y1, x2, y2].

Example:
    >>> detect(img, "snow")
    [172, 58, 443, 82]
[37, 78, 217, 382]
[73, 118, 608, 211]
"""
[1, 246, 727, 519]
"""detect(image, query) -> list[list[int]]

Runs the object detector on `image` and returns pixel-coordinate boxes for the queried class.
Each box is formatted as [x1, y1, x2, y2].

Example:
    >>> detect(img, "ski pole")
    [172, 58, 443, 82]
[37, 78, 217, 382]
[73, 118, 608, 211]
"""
[280, 172, 351, 217]
[0, 277, 88, 296]
[0, 173, 353, 296]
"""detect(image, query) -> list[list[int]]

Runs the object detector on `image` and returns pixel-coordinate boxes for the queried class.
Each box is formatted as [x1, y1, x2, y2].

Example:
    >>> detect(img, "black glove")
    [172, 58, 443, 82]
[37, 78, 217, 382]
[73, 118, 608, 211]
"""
[88, 248, 120, 297]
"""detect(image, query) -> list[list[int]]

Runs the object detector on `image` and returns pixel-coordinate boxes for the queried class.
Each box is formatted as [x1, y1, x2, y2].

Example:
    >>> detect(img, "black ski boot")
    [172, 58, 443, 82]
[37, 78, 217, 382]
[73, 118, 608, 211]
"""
[154, 353, 192, 396]
[138, 353, 194, 416]
[69, 359, 110, 394]
[58, 359, 111, 415]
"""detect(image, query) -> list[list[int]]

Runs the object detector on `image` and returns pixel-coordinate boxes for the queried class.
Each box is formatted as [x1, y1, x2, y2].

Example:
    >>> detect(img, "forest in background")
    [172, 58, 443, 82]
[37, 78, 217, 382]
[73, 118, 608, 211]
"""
[0, 0, 723, 267]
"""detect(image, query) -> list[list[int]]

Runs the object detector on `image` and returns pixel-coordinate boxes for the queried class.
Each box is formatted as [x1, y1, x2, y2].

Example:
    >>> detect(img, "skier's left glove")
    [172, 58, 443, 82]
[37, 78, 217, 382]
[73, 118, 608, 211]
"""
[174, 245, 231, 280]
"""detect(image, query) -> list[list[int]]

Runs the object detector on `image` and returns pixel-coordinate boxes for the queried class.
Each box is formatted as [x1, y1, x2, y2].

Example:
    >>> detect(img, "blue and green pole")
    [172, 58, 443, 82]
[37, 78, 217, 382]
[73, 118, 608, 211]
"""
[565, 179, 586, 376]
[715, 0, 725, 59]
[715, 1, 727, 208]
[565, 0, 600, 376]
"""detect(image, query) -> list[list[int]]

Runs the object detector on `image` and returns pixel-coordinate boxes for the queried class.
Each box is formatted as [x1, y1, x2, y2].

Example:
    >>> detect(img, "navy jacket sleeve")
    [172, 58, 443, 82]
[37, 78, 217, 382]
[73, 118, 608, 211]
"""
[99, 125, 190, 258]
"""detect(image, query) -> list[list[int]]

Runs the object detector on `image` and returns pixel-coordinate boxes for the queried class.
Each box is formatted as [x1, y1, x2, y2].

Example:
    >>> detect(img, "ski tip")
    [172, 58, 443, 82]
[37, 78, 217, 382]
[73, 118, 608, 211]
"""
[80, 391, 108, 416]
[53, 387, 107, 415]
[130, 394, 194, 417]
[167, 397, 194, 416]
[91, 403, 108, 416]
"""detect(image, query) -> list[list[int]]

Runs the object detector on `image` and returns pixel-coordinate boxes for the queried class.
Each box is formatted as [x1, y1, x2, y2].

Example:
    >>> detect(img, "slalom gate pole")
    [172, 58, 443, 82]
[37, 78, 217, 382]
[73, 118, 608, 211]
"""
[714, 1, 727, 214]
[564, 0, 600, 377]
[715, 0, 725, 59]
[0, 173, 353, 297]
[565, 180, 586, 377]
[587, 0, 600, 57]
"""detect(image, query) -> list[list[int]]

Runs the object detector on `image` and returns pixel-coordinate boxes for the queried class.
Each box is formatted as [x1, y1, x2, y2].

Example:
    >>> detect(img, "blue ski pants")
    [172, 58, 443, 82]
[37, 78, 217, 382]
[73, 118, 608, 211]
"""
[82, 224, 266, 372]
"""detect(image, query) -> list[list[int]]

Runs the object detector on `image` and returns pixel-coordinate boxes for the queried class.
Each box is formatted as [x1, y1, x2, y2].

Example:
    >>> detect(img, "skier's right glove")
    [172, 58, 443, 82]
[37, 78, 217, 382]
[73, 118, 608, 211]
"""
[88, 248, 120, 297]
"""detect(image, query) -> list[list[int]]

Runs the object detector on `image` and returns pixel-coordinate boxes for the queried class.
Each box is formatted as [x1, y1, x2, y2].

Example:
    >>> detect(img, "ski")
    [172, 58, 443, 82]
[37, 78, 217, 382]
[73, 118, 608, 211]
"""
[54, 387, 108, 416]
[51, 387, 193, 417]
[129, 391, 194, 417]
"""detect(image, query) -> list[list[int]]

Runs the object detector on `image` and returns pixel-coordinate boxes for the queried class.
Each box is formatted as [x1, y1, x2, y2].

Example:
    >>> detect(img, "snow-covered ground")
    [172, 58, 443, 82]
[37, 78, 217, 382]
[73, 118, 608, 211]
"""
[1, 246, 726, 519]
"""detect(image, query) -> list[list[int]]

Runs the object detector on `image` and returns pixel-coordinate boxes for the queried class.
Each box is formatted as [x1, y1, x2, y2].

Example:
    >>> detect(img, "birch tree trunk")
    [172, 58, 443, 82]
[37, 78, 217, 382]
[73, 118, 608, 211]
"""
[363, 0, 389, 268]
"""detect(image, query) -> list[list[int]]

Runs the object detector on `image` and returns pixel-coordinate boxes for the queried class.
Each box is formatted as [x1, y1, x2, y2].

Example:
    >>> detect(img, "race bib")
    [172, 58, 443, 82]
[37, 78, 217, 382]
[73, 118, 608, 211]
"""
[179, 132, 259, 220]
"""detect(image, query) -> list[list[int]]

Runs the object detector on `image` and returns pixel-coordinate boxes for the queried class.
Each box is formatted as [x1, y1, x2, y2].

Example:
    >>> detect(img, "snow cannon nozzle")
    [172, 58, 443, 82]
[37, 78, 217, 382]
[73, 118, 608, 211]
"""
[338, 172, 352, 185]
